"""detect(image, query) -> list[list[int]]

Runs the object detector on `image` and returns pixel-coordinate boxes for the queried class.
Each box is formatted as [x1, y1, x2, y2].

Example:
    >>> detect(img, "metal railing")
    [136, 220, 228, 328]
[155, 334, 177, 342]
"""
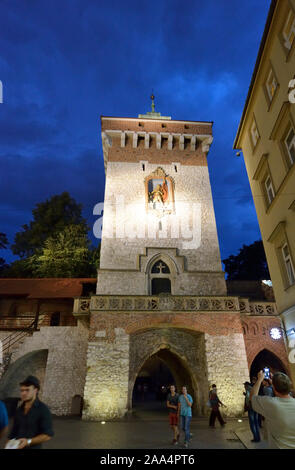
[1, 319, 36, 355]
[0, 314, 37, 329]
[0, 313, 47, 355]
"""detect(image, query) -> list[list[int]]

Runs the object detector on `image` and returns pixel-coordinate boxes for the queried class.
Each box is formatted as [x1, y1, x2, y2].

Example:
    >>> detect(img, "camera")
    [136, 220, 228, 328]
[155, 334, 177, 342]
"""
[264, 367, 270, 379]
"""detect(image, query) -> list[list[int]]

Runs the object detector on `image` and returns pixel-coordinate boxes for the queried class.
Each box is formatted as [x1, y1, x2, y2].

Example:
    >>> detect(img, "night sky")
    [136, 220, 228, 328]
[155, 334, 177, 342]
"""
[0, 0, 271, 266]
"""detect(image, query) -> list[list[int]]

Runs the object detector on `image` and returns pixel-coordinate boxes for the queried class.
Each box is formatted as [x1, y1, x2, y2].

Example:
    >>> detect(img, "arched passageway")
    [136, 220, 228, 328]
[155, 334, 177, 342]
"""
[0, 349, 48, 400]
[131, 348, 197, 415]
[250, 349, 287, 379]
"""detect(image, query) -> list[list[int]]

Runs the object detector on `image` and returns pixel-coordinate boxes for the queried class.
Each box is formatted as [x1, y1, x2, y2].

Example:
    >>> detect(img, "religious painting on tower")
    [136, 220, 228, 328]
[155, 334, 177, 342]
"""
[145, 167, 175, 215]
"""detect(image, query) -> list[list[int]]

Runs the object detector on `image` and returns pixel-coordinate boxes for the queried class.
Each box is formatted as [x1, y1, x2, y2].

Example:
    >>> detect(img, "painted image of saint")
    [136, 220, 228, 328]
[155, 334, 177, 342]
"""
[148, 178, 169, 205]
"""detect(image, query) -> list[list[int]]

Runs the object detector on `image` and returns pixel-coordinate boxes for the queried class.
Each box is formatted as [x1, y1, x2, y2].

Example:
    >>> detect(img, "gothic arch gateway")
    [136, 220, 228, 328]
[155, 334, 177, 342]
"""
[128, 328, 207, 415]
[131, 349, 197, 413]
[250, 349, 288, 379]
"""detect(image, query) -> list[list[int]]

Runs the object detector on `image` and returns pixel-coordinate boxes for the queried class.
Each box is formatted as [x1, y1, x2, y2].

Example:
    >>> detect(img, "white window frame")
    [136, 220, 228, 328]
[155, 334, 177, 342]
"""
[285, 126, 295, 165]
[264, 175, 275, 205]
[282, 243, 295, 286]
[282, 10, 295, 51]
[266, 69, 278, 102]
[250, 120, 259, 148]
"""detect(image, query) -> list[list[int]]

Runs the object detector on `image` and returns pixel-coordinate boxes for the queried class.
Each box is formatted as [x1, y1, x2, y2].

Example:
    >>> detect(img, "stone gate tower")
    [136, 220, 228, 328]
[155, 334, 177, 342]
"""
[96, 101, 226, 297]
[81, 99, 250, 421]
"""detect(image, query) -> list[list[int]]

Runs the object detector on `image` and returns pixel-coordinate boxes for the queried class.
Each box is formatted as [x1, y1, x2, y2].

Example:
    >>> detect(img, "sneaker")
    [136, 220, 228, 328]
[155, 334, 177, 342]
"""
[172, 439, 178, 445]
[184, 441, 188, 448]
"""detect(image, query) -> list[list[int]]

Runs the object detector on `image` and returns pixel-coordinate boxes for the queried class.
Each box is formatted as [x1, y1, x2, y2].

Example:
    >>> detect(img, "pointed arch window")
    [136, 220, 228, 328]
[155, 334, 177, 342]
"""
[151, 260, 170, 274]
[150, 259, 172, 295]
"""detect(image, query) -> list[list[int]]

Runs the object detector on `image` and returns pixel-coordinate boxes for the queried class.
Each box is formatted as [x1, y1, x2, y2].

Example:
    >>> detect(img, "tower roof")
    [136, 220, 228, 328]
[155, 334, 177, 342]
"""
[138, 93, 171, 120]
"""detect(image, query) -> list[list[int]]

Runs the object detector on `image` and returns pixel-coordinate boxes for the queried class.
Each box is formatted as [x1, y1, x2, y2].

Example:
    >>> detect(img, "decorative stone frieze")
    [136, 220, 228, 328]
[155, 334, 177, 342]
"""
[74, 295, 277, 317]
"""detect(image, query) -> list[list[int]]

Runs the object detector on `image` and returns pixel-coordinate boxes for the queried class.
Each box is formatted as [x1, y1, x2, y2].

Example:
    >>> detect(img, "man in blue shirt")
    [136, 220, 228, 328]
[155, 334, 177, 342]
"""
[0, 400, 9, 439]
[178, 386, 193, 448]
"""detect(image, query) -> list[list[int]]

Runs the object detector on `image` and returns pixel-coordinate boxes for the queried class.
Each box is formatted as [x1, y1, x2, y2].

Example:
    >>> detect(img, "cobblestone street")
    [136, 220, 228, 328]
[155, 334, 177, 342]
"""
[41, 405, 268, 450]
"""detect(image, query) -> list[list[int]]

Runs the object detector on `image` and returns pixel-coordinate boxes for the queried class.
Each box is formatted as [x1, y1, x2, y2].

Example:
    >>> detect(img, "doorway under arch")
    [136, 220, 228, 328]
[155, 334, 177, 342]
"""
[250, 349, 287, 379]
[0, 349, 48, 400]
[131, 348, 197, 415]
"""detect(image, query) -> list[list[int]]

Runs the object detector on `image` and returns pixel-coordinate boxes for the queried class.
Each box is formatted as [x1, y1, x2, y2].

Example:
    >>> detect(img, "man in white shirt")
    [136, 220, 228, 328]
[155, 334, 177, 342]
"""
[250, 370, 295, 449]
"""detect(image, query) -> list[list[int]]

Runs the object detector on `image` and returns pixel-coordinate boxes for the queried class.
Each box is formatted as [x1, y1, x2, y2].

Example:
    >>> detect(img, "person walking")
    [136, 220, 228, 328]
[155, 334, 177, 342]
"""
[208, 384, 226, 428]
[166, 385, 180, 445]
[244, 381, 260, 442]
[178, 386, 193, 448]
[251, 370, 295, 449]
[6, 376, 54, 449]
[0, 400, 8, 439]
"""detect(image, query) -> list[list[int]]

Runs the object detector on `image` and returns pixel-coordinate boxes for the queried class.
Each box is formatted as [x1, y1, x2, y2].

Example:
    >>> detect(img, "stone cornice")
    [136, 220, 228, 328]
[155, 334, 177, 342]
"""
[73, 295, 278, 317]
[101, 116, 214, 126]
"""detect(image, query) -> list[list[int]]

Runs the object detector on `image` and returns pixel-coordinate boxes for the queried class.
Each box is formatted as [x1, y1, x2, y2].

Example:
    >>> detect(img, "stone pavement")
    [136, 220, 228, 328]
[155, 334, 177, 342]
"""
[42, 404, 268, 450]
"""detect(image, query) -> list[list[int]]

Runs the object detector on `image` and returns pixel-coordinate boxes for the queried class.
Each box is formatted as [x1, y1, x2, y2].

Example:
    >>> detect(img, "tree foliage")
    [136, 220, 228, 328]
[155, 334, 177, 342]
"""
[223, 240, 270, 281]
[26, 224, 100, 278]
[1, 193, 100, 278]
[0, 232, 8, 250]
[0, 232, 9, 273]
[11, 192, 87, 258]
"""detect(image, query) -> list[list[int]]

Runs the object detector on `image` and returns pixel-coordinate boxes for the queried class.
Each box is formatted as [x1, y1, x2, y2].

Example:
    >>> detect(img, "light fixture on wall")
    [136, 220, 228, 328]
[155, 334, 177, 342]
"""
[235, 149, 243, 157]
[269, 325, 295, 340]
[270, 327, 282, 340]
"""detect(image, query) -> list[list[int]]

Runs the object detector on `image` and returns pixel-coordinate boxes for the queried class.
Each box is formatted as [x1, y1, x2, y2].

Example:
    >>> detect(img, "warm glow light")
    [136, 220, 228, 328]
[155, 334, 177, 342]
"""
[101, 421, 106, 424]
[238, 419, 243, 423]
[270, 328, 282, 340]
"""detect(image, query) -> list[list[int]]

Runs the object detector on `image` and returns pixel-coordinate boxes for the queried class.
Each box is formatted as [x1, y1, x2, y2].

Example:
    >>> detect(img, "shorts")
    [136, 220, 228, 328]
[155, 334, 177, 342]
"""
[169, 413, 179, 426]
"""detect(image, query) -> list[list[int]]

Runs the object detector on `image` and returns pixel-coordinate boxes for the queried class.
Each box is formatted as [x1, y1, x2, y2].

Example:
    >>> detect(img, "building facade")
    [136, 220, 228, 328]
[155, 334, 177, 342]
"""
[77, 103, 289, 420]
[0, 102, 291, 420]
[234, 0, 295, 383]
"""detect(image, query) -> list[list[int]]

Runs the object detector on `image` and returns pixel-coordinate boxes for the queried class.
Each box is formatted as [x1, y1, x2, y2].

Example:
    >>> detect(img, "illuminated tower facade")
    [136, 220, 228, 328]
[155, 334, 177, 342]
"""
[96, 98, 226, 296]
